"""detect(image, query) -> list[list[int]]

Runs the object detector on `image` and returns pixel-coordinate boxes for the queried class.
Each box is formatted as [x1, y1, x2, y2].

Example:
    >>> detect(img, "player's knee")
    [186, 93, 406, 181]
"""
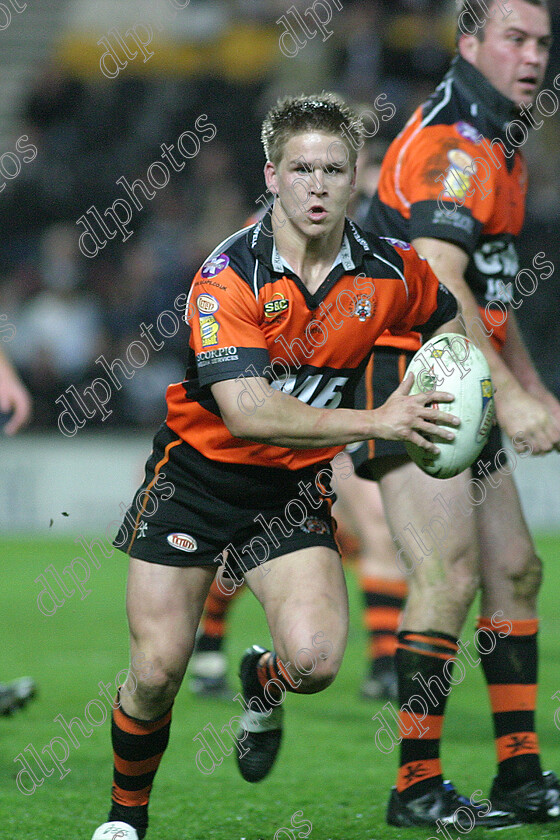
[133, 662, 183, 707]
[295, 658, 339, 693]
[511, 552, 542, 601]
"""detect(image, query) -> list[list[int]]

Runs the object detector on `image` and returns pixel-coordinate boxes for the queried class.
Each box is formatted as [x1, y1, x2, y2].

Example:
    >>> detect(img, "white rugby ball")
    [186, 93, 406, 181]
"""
[404, 333, 495, 479]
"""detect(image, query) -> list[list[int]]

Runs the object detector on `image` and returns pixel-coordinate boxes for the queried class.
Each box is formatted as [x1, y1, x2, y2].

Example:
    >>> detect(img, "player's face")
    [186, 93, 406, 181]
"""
[460, 0, 551, 107]
[265, 131, 356, 241]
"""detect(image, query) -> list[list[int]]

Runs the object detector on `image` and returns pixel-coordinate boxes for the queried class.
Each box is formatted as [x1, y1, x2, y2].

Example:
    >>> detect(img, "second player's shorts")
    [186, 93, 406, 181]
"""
[113, 424, 339, 581]
[351, 346, 505, 481]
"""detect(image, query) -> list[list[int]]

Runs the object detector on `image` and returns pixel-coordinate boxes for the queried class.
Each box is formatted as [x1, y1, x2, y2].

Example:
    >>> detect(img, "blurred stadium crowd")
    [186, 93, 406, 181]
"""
[1, 0, 559, 430]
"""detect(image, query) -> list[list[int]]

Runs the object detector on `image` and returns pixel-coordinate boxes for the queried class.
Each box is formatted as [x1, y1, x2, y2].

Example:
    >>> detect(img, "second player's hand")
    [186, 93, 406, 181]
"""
[496, 387, 560, 455]
[373, 373, 459, 454]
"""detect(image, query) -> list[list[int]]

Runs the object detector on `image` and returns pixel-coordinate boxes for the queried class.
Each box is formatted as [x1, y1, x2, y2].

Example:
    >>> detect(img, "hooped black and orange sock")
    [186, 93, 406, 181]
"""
[360, 575, 407, 676]
[243, 650, 304, 712]
[196, 578, 243, 653]
[477, 616, 542, 787]
[108, 699, 172, 839]
[395, 630, 458, 802]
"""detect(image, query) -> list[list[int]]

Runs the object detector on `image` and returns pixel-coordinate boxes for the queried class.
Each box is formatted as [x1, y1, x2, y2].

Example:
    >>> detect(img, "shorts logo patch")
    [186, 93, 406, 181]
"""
[300, 517, 329, 535]
[200, 315, 220, 347]
[167, 532, 198, 552]
[201, 253, 229, 278]
[196, 293, 219, 314]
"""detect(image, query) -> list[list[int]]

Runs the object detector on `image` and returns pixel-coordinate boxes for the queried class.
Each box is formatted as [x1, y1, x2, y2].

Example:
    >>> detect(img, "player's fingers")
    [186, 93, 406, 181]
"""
[407, 430, 440, 454]
[417, 420, 455, 441]
[422, 406, 460, 427]
[4, 394, 32, 436]
[396, 372, 415, 395]
[425, 389, 455, 404]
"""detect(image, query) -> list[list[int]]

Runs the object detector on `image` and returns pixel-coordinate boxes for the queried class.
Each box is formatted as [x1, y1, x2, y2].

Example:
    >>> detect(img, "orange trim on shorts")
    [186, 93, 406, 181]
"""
[398, 352, 407, 382]
[396, 759, 442, 792]
[113, 704, 171, 736]
[496, 731, 539, 763]
[488, 684, 537, 713]
[127, 438, 182, 553]
[360, 576, 408, 599]
[365, 354, 375, 460]
[112, 782, 152, 807]
[399, 712, 443, 740]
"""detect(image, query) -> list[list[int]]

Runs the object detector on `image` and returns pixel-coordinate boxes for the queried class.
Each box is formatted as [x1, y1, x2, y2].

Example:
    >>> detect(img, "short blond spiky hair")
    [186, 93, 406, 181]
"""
[261, 92, 363, 168]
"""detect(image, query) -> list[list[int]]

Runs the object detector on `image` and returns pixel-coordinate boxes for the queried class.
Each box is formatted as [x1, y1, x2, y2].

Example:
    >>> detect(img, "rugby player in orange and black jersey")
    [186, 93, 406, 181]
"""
[115, 212, 458, 574]
[353, 50, 537, 475]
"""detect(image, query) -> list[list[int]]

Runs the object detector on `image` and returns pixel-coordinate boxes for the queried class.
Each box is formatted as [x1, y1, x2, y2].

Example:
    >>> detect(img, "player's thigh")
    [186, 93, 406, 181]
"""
[475, 470, 540, 604]
[243, 546, 348, 679]
[336, 472, 403, 579]
[379, 459, 479, 628]
[127, 556, 216, 675]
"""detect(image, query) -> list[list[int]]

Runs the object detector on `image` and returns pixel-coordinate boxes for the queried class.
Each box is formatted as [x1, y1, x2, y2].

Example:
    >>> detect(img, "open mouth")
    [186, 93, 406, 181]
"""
[518, 75, 538, 88]
[308, 205, 327, 220]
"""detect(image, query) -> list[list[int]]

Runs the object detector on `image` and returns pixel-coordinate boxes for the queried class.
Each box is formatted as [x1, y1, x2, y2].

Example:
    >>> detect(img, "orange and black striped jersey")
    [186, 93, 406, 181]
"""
[165, 212, 457, 470]
[365, 54, 528, 353]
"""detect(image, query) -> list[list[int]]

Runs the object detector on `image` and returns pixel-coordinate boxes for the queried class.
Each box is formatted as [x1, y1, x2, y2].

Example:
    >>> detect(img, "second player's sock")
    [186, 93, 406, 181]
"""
[361, 575, 407, 677]
[244, 650, 305, 712]
[108, 699, 172, 838]
[395, 630, 458, 802]
[477, 616, 542, 787]
[196, 578, 242, 652]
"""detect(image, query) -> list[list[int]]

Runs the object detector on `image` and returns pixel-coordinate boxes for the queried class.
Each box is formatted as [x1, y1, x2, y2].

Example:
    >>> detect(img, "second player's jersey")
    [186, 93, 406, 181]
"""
[365, 54, 528, 353]
[165, 213, 457, 471]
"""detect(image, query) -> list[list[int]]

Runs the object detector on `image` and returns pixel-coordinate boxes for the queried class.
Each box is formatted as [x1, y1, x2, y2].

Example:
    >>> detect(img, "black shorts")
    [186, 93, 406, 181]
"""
[351, 346, 506, 481]
[113, 424, 338, 581]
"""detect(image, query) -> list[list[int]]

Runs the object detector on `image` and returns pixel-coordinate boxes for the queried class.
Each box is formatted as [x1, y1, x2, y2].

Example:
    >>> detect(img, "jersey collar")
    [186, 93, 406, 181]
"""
[248, 211, 372, 275]
[448, 54, 520, 139]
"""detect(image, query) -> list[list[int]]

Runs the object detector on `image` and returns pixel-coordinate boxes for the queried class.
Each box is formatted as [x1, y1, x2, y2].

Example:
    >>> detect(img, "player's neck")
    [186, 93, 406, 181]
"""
[272, 217, 346, 295]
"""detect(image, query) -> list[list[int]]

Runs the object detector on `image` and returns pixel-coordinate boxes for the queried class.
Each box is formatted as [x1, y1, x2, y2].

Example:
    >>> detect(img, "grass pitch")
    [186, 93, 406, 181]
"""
[2, 534, 560, 840]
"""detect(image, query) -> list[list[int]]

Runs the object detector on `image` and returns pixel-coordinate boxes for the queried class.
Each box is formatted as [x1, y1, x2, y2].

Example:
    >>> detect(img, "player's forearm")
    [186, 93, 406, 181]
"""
[501, 311, 549, 398]
[221, 386, 374, 449]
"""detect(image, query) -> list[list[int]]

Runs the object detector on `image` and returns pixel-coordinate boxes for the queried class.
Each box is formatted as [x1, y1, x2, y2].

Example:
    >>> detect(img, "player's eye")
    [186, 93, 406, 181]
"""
[325, 166, 342, 175]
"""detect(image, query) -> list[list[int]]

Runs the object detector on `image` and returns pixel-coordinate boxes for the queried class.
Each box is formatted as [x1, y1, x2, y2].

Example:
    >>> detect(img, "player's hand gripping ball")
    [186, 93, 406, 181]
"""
[405, 333, 495, 479]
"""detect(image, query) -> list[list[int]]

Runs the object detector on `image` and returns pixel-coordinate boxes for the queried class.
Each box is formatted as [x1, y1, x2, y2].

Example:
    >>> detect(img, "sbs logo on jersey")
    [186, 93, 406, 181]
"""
[167, 533, 198, 552]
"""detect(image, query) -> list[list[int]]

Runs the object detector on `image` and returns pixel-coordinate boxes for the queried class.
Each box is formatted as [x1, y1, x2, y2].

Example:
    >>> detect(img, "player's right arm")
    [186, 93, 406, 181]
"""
[211, 375, 458, 453]
[411, 236, 560, 454]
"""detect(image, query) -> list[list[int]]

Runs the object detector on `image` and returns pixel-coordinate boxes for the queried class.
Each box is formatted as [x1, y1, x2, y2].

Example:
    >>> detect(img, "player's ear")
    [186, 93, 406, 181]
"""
[458, 33, 479, 65]
[350, 162, 358, 192]
[264, 160, 278, 195]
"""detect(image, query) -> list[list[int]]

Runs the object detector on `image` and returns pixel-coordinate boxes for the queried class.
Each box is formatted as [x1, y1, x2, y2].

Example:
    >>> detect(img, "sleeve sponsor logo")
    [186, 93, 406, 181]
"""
[167, 532, 198, 552]
[455, 121, 482, 144]
[196, 346, 239, 367]
[431, 209, 475, 233]
[197, 293, 219, 314]
[201, 253, 230, 278]
[200, 315, 220, 347]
